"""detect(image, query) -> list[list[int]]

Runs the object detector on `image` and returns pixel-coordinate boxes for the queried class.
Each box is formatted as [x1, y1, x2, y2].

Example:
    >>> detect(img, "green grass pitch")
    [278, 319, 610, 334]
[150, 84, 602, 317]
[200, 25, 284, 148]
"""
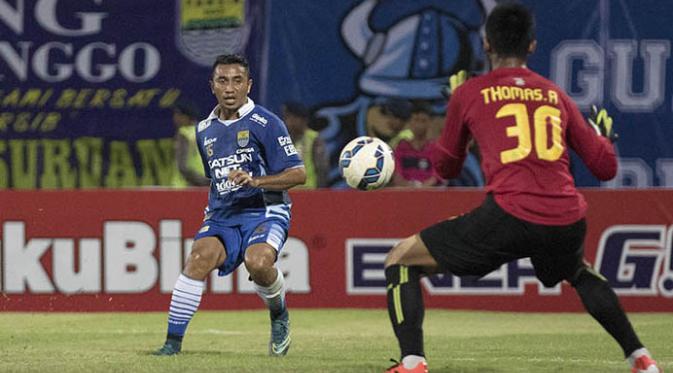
[0, 310, 670, 372]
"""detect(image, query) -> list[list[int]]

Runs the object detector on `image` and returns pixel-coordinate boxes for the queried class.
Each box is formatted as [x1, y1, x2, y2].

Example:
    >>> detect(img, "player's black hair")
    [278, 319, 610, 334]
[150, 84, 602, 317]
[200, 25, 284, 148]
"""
[211, 54, 251, 79]
[485, 2, 535, 59]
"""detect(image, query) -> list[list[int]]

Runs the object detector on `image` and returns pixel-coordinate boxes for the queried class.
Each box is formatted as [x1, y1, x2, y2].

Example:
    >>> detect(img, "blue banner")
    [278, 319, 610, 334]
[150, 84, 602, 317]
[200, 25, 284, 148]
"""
[0, 0, 267, 188]
[264, 0, 673, 187]
[2, 0, 672, 188]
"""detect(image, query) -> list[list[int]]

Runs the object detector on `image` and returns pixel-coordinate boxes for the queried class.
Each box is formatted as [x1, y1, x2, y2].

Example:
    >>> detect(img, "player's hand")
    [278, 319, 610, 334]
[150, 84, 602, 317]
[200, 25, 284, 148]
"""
[587, 105, 618, 143]
[441, 70, 468, 98]
[228, 170, 259, 187]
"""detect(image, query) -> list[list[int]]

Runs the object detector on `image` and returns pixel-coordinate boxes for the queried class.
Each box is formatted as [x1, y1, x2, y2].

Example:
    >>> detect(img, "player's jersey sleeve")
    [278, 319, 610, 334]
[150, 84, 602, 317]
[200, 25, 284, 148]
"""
[260, 118, 304, 175]
[196, 122, 211, 179]
[563, 95, 617, 181]
[432, 91, 471, 179]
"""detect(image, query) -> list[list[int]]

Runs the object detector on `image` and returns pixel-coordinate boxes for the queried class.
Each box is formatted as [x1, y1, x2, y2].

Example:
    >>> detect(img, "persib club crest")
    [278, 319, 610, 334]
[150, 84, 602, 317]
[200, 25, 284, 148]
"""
[237, 130, 250, 147]
[175, 0, 251, 66]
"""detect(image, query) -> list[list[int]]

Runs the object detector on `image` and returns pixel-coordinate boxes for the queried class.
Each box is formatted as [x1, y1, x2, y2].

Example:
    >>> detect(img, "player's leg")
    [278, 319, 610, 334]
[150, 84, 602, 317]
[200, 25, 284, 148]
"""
[384, 195, 524, 373]
[531, 219, 660, 373]
[569, 266, 660, 372]
[244, 220, 291, 356]
[154, 235, 227, 356]
[246, 243, 287, 317]
[384, 234, 437, 373]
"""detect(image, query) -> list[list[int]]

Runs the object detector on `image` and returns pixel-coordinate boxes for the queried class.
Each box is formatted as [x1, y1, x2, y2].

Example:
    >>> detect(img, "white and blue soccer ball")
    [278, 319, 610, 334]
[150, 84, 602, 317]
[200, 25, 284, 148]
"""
[339, 136, 395, 190]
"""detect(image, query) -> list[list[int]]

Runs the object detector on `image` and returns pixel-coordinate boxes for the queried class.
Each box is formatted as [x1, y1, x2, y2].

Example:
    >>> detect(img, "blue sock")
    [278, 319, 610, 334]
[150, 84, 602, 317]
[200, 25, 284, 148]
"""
[166, 274, 204, 340]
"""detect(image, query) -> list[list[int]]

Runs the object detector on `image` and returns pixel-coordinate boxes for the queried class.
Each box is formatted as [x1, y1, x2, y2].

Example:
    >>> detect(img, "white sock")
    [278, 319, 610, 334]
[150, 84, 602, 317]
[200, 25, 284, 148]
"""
[167, 274, 205, 337]
[402, 355, 426, 369]
[254, 268, 286, 317]
[628, 347, 650, 366]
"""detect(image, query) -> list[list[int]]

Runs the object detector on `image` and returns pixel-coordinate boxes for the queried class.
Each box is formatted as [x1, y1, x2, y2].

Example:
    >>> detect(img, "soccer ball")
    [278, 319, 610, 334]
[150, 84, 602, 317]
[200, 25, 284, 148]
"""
[339, 136, 395, 190]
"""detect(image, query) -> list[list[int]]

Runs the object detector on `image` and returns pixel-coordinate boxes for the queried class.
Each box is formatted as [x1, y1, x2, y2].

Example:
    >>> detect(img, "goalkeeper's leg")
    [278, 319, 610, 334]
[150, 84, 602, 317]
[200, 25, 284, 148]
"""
[570, 267, 661, 371]
[384, 235, 438, 371]
[570, 266, 661, 372]
[570, 266, 643, 357]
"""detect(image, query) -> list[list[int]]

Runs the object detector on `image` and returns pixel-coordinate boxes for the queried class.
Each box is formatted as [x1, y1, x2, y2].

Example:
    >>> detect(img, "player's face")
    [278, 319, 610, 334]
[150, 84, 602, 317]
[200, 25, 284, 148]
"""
[409, 112, 431, 137]
[210, 64, 252, 113]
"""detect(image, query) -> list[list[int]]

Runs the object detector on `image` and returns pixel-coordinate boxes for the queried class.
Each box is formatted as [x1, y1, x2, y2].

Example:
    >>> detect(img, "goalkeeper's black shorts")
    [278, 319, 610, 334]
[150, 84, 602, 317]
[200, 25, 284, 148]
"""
[420, 194, 586, 287]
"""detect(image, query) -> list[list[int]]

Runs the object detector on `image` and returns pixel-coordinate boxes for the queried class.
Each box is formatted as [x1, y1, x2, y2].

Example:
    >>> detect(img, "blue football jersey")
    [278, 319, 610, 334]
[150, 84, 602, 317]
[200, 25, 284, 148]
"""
[195, 99, 304, 220]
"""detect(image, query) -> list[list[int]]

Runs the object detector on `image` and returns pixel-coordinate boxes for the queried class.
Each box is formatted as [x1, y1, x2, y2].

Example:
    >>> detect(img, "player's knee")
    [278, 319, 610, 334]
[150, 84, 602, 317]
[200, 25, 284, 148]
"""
[244, 245, 275, 274]
[384, 236, 415, 268]
[187, 239, 223, 269]
[568, 265, 606, 288]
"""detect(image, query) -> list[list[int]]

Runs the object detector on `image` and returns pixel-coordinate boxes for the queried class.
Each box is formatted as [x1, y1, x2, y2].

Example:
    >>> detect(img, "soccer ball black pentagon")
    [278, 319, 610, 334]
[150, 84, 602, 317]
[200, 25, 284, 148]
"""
[339, 136, 395, 190]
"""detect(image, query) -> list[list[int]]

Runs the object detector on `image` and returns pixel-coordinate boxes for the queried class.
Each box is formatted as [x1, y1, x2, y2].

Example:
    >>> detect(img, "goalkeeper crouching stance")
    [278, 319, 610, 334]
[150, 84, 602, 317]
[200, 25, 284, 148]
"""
[154, 54, 305, 357]
[383, 3, 660, 373]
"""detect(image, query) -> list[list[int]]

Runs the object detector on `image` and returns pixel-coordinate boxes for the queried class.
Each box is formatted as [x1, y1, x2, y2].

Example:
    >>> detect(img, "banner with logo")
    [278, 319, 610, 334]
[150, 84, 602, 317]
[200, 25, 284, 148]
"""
[0, 0, 267, 188]
[1, 189, 672, 312]
[264, 0, 673, 187]
[2, 0, 672, 189]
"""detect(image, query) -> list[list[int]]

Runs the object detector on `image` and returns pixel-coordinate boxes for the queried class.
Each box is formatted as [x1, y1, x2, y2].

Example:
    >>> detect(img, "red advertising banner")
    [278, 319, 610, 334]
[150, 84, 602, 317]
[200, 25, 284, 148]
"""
[1, 189, 672, 312]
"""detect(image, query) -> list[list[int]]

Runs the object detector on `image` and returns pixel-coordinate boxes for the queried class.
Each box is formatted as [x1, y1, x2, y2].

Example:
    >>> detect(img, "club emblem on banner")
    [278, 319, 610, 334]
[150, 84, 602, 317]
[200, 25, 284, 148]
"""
[175, 0, 251, 66]
[237, 130, 250, 147]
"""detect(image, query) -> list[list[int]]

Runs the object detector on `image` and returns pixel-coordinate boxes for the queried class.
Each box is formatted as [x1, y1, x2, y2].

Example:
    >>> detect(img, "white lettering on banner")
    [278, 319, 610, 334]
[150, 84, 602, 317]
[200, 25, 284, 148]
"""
[52, 238, 101, 294]
[595, 225, 673, 297]
[551, 39, 670, 112]
[656, 159, 673, 186]
[610, 40, 670, 112]
[0, 220, 311, 295]
[104, 221, 158, 293]
[0, 0, 161, 83]
[550, 40, 603, 108]
[3, 221, 54, 293]
[0, 0, 107, 36]
[35, 0, 107, 36]
[159, 220, 182, 293]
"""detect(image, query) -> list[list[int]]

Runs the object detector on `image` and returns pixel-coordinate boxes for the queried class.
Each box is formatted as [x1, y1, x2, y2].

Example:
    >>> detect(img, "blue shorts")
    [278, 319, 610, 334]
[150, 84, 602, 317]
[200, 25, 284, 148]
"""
[194, 213, 290, 276]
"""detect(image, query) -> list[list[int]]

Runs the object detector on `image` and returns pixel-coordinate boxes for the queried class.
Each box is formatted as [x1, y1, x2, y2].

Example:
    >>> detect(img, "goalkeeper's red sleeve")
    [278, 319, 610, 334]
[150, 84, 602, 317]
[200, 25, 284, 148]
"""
[433, 93, 470, 179]
[565, 97, 618, 181]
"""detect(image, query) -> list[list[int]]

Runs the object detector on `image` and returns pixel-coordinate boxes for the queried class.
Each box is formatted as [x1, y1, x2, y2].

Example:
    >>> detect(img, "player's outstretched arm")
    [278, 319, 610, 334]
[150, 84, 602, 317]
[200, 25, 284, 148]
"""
[228, 166, 306, 191]
[566, 101, 618, 181]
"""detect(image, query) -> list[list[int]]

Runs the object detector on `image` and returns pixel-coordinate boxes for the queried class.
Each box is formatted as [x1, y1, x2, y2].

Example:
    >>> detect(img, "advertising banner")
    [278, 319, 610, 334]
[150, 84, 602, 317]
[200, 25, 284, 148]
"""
[0, 0, 268, 188]
[265, 0, 673, 187]
[3, 1, 672, 190]
[1, 189, 672, 312]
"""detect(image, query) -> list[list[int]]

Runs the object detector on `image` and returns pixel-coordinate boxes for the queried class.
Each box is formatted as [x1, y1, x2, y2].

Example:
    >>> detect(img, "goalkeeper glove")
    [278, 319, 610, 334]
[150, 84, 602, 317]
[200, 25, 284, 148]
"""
[587, 105, 618, 143]
[441, 70, 468, 98]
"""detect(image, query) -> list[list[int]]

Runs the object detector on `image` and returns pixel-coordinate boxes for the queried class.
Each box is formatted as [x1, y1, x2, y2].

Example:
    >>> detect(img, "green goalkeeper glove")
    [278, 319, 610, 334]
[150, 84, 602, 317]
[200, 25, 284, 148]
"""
[441, 70, 468, 98]
[587, 105, 618, 143]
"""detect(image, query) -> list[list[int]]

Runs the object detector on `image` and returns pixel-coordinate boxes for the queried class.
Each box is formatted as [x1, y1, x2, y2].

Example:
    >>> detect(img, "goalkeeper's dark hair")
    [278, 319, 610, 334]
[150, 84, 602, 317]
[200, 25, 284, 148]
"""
[485, 2, 535, 59]
[211, 54, 251, 79]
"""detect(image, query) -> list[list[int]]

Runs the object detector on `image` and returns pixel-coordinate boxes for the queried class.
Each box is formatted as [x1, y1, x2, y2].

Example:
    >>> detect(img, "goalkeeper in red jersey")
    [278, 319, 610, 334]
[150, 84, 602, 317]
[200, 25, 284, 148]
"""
[383, 3, 660, 373]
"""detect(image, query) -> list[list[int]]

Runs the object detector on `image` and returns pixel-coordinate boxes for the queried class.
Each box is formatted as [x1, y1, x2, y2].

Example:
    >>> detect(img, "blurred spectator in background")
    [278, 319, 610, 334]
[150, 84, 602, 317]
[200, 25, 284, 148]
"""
[282, 102, 329, 188]
[367, 98, 413, 148]
[171, 100, 210, 187]
[391, 101, 444, 187]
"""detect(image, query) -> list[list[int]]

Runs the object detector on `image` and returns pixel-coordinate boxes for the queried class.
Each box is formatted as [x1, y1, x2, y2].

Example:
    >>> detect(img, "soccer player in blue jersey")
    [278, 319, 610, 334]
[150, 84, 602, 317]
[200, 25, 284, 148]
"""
[154, 54, 306, 357]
